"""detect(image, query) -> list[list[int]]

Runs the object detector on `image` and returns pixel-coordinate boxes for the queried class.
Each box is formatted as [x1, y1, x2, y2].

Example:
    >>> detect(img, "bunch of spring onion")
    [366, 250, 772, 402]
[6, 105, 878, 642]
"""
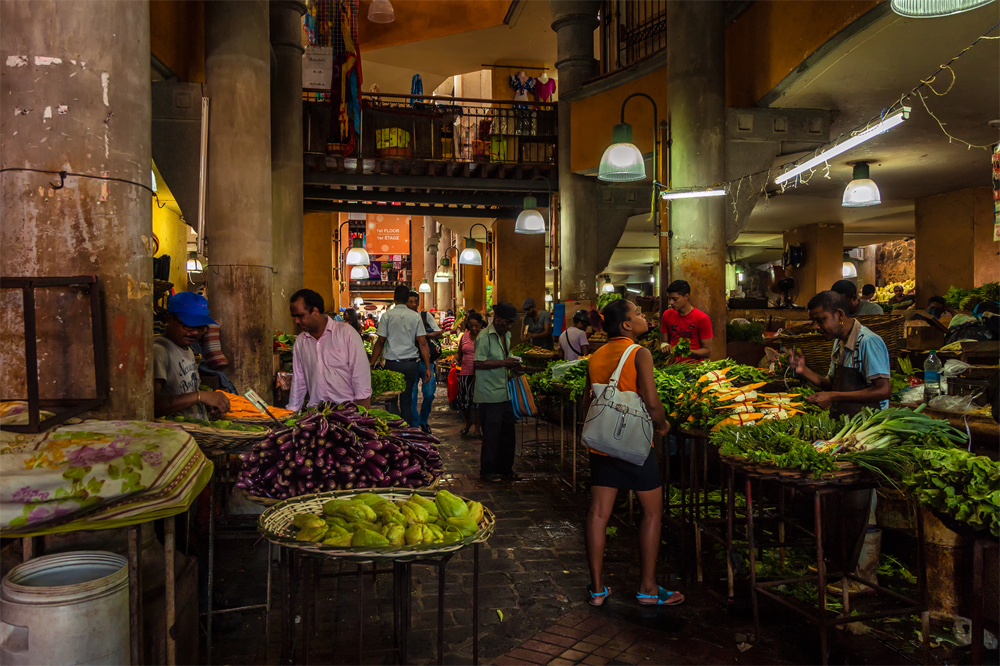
[814, 405, 967, 454]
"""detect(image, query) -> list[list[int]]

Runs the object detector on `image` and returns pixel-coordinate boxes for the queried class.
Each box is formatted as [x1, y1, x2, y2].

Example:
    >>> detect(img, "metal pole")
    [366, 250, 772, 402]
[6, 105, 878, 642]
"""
[207, 471, 215, 663]
[815, 491, 828, 666]
[127, 525, 143, 666]
[165, 518, 176, 666]
[473, 543, 480, 666]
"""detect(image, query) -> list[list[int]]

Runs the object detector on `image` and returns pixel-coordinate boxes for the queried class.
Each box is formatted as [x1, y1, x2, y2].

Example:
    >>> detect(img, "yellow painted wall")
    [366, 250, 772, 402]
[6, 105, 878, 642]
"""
[460, 243, 486, 313]
[150, 0, 205, 82]
[360, 0, 509, 52]
[152, 204, 189, 292]
[782, 223, 844, 306]
[303, 212, 335, 315]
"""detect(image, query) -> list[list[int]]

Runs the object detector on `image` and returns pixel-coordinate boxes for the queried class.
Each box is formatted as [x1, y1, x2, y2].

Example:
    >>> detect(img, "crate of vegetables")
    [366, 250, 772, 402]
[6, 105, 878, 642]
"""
[160, 416, 271, 453]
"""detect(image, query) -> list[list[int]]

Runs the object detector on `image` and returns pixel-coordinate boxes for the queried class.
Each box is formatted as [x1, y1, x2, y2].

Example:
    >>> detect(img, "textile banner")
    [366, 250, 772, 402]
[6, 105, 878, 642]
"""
[303, 46, 333, 91]
[366, 214, 410, 255]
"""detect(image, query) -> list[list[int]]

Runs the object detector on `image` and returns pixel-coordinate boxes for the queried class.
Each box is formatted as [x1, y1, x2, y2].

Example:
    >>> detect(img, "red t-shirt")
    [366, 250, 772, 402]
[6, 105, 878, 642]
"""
[660, 307, 713, 360]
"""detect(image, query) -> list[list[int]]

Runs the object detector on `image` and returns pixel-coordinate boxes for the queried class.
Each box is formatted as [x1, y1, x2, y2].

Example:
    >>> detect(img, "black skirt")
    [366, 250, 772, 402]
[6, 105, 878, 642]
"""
[589, 445, 661, 492]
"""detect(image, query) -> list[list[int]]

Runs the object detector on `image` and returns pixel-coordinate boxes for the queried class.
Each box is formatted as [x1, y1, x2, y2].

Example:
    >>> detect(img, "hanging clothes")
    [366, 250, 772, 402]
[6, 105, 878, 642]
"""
[509, 72, 535, 107]
[410, 74, 423, 107]
[534, 77, 556, 103]
[322, 0, 363, 156]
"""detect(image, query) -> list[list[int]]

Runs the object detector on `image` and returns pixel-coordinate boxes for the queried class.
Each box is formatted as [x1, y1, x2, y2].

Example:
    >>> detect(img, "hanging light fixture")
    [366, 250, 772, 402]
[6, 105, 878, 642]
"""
[601, 276, 616, 293]
[842, 162, 881, 208]
[345, 238, 370, 266]
[598, 93, 657, 182]
[514, 196, 546, 235]
[544, 291, 553, 303]
[649, 265, 657, 284]
[368, 0, 395, 23]
[842, 261, 858, 279]
[418, 279, 432, 294]
[891, 0, 994, 17]
[353, 294, 364, 308]
[659, 187, 727, 200]
[458, 238, 482, 266]
[350, 265, 368, 280]
[434, 256, 451, 283]
[186, 252, 203, 272]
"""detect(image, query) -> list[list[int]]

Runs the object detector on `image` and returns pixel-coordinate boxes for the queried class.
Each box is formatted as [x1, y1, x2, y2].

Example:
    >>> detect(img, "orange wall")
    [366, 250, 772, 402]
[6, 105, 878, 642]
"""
[782, 223, 844, 306]
[303, 212, 335, 315]
[150, 0, 205, 82]
[360, 0, 509, 52]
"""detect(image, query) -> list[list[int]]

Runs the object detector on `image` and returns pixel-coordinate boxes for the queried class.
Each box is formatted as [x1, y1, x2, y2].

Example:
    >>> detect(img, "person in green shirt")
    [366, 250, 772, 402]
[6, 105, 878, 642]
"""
[474, 302, 522, 481]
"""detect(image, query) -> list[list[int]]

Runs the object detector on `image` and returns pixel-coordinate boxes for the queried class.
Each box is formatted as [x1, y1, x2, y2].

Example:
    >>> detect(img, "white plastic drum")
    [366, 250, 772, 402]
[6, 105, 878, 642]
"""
[1, 551, 130, 665]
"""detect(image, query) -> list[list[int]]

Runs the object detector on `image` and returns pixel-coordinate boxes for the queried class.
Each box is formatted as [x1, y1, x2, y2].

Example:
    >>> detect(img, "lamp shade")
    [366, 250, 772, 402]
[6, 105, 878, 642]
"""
[434, 268, 450, 283]
[544, 293, 553, 302]
[459, 237, 482, 266]
[345, 238, 370, 266]
[368, 0, 395, 23]
[418, 279, 432, 293]
[842, 163, 881, 208]
[514, 196, 546, 234]
[598, 124, 646, 182]
[353, 296, 364, 307]
[842, 261, 858, 279]
[891, 0, 994, 16]
[601, 278, 616, 293]
[350, 265, 368, 280]
[186, 256, 203, 272]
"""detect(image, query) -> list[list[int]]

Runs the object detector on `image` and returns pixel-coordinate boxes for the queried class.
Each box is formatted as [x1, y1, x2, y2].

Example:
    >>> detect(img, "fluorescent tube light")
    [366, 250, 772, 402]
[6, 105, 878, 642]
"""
[659, 188, 727, 200]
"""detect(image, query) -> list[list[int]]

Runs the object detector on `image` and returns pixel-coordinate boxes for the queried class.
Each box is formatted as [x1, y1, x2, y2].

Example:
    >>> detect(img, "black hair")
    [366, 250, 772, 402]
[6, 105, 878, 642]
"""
[666, 280, 690, 296]
[861, 284, 876, 297]
[928, 295, 946, 307]
[408, 290, 419, 300]
[465, 312, 485, 329]
[807, 290, 848, 315]
[601, 299, 633, 338]
[393, 285, 410, 303]
[830, 279, 859, 299]
[290, 288, 324, 314]
[447, 309, 454, 316]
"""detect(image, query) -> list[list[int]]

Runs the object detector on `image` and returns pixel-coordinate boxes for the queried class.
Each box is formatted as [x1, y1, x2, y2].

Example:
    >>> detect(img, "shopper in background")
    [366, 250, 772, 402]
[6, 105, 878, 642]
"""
[441, 309, 456, 333]
[343, 307, 363, 334]
[474, 302, 522, 481]
[370, 285, 431, 424]
[660, 279, 713, 362]
[926, 295, 956, 320]
[456, 312, 485, 437]
[154, 292, 230, 418]
[522, 297, 553, 350]
[832, 279, 884, 316]
[860, 284, 877, 302]
[559, 309, 591, 361]
[583, 299, 677, 607]
[408, 290, 443, 433]
[287, 289, 371, 410]
[889, 285, 907, 305]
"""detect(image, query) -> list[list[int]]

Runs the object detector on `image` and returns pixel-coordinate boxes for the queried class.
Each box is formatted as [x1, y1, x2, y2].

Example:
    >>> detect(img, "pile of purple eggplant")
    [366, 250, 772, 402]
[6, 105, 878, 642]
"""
[235, 402, 443, 500]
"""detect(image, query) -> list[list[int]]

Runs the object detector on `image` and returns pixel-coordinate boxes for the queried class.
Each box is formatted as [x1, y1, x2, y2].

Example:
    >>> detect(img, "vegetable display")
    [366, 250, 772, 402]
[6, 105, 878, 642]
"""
[672, 337, 692, 358]
[221, 391, 294, 420]
[903, 448, 999, 537]
[944, 282, 999, 311]
[286, 490, 486, 547]
[596, 292, 622, 311]
[169, 416, 268, 432]
[371, 369, 406, 396]
[812, 405, 966, 454]
[236, 403, 442, 500]
[726, 320, 765, 343]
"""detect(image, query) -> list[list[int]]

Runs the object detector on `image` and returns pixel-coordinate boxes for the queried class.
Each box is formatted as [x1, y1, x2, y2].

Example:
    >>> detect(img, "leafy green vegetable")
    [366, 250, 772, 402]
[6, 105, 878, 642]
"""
[726, 320, 765, 343]
[371, 369, 406, 395]
[169, 416, 267, 432]
[903, 448, 999, 537]
[596, 292, 622, 311]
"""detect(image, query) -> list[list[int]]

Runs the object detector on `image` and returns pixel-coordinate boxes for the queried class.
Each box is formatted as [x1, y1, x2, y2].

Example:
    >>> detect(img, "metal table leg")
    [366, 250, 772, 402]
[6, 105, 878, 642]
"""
[473, 542, 480, 666]
[572, 400, 577, 491]
[814, 491, 828, 666]
[128, 524, 144, 666]
[207, 468, 216, 663]
[725, 464, 735, 601]
[746, 477, 759, 638]
[559, 401, 564, 467]
[165, 517, 176, 666]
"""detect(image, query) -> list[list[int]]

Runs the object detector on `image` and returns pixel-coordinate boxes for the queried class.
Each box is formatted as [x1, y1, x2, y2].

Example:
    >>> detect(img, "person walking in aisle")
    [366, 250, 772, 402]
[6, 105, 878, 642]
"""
[474, 302, 522, 481]
[456, 312, 484, 437]
[583, 299, 681, 607]
[407, 290, 443, 433]
[370, 285, 431, 424]
[287, 289, 371, 410]
[441, 309, 455, 333]
[559, 309, 591, 361]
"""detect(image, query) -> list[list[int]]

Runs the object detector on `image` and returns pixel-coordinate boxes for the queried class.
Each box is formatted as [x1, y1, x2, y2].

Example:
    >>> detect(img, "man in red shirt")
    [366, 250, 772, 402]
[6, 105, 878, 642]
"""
[660, 280, 713, 362]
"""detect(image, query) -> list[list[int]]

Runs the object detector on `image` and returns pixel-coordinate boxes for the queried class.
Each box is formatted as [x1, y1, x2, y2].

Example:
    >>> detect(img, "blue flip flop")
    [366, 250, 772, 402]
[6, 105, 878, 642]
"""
[636, 586, 684, 606]
[587, 584, 610, 607]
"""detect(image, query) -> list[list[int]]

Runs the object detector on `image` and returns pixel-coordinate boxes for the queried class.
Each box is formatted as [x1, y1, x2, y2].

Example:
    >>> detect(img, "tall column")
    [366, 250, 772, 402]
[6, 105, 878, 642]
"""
[205, 0, 273, 395]
[270, 1, 306, 331]
[1, 0, 152, 418]
[422, 216, 437, 311]
[551, 0, 601, 302]
[435, 230, 453, 312]
[667, 1, 727, 359]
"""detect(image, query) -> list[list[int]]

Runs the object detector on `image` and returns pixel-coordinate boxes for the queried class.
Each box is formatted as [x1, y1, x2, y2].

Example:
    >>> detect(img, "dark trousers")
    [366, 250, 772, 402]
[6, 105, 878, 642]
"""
[385, 359, 420, 425]
[479, 401, 516, 477]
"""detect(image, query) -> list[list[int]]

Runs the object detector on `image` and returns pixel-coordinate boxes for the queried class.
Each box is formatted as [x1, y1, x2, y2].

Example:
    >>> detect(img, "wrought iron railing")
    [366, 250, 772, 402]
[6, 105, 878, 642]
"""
[599, 0, 668, 74]
[304, 93, 557, 165]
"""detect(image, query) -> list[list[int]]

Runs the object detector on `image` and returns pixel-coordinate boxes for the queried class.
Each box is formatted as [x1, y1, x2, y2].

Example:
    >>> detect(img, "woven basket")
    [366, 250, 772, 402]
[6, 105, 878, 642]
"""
[257, 488, 494, 562]
[242, 472, 442, 508]
[157, 419, 270, 453]
[719, 453, 869, 486]
[772, 314, 904, 374]
[371, 390, 403, 404]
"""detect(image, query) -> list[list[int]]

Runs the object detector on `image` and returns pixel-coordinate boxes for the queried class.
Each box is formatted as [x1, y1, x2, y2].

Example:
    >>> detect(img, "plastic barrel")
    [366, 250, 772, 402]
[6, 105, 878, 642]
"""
[1, 551, 130, 665]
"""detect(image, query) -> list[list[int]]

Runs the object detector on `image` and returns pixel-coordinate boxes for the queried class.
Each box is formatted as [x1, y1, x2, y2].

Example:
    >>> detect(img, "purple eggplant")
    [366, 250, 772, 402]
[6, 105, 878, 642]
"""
[263, 466, 279, 480]
[400, 464, 423, 477]
[370, 453, 387, 467]
[389, 469, 403, 480]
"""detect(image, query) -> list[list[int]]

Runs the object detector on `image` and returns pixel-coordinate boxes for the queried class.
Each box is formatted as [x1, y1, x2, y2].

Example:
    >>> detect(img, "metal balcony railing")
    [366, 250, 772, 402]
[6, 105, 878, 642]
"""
[304, 93, 557, 166]
[599, 0, 668, 74]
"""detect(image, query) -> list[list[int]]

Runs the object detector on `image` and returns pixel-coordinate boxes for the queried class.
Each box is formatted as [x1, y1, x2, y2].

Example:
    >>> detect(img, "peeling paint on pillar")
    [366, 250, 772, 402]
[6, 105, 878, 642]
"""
[0, 0, 153, 419]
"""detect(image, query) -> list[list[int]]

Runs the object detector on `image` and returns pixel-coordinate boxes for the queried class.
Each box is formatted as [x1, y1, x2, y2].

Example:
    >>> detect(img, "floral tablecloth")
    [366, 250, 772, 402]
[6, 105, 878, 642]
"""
[1, 404, 213, 537]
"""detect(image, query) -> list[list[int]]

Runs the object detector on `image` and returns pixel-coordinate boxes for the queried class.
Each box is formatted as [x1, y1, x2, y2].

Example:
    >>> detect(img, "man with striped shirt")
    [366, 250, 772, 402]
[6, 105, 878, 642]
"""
[441, 309, 455, 333]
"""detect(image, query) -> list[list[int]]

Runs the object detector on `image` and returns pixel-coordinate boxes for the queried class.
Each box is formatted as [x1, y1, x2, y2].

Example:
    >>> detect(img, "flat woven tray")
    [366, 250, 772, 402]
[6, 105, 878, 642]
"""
[371, 390, 403, 404]
[258, 488, 493, 562]
[158, 419, 270, 453]
[772, 314, 904, 374]
[242, 471, 442, 508]
[718, 454, 870, 486]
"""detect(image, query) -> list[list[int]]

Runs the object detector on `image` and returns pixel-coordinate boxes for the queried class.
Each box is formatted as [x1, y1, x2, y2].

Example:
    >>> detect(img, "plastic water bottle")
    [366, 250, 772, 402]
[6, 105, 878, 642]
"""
[924, 351, 943, 403]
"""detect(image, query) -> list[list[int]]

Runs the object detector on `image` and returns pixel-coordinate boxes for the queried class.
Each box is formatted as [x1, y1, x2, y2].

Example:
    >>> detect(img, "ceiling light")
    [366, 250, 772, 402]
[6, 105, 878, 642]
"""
[186, 256, 203, 272]
[842, 162, 881, 208]
[418, 279, 432, 293]
[601, 276, 616, 293]
[842, 261, 858, 279]
[354, 295, 364, 307]
[775, 106, 909, 185]
[627, 288, 642, 295]
[659, 187, 727, 200]
[350, 265, 368, 280]
[649, 267, 656, 284]
[345, 238, 370, 266]
[598, 124, 645, 182]
[544, 292, 553, 303]
[368, 0, 395, 23]
[891, 0, 995, 17]
[434, 269, 450, 283]
[514, 196, 546, 235]
[459, 237, 482, 266]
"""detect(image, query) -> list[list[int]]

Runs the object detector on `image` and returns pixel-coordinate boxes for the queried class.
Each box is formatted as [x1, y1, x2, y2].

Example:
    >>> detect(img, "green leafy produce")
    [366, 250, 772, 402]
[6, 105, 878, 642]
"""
[890, 373, 911, 394]
[371, 369, 406, 395]
[169, 416, 267, 432]
[726, 320, 765, 343]
[510, 342, 532, 356]
[945, 282, 998, 310]
[672, 337, 691, 358]
[596, 292, 622, 311]
[903, 448, 999, 537]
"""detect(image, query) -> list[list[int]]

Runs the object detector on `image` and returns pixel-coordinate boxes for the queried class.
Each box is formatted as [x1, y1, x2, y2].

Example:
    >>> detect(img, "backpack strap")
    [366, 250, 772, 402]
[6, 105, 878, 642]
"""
[607, 344, 640, 389]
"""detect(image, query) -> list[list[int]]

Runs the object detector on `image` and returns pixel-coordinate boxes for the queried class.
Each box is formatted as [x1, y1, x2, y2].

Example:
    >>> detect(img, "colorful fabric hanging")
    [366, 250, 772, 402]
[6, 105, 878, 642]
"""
[410, 74, 423, 107]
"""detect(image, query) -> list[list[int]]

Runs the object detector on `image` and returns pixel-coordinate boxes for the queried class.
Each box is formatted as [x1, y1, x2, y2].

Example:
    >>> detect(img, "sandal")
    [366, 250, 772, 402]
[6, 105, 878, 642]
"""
[460, 425, 471, 436]
[587, 584, 611, 607]
[636, 586, 684, 606]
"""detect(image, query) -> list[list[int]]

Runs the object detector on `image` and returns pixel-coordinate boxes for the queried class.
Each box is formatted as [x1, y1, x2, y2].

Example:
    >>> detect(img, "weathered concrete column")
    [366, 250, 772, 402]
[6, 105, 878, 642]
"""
[205, 0, 273, 395]
[1, 0, 153, 418]
[667, 1, 727, 359]
[422, 216, 437, 311]
[551, 0, 601, 302]
[435, 230, 454, 313]
[270, 1, 306, 331]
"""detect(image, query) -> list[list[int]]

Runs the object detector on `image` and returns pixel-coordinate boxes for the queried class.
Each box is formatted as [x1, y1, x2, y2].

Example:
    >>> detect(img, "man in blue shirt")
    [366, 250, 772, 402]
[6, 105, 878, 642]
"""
[789, 290, 891, 417]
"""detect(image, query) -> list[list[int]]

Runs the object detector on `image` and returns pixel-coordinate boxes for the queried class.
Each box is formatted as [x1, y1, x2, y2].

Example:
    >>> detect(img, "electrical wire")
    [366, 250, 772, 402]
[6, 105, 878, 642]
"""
[0, 166, 174, 209]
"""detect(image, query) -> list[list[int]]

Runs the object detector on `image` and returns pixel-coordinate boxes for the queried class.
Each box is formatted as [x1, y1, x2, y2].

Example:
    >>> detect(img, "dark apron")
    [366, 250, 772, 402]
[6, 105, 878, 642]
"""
[828, 363, 871, 419]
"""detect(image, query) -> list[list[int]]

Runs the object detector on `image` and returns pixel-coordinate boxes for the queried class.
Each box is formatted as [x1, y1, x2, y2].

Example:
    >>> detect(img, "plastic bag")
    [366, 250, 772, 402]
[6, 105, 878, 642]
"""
[552, 358, 587, 381]
[942, 359, 971, 377]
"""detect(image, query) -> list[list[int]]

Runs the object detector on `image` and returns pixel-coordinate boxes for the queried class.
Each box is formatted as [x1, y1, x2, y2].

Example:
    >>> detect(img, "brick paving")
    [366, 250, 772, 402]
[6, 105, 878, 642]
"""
[209, 390, 936, 665]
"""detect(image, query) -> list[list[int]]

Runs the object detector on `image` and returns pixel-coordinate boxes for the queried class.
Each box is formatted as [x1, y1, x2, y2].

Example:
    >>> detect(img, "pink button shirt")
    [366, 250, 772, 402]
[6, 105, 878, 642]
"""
[288, 316, 372, 410]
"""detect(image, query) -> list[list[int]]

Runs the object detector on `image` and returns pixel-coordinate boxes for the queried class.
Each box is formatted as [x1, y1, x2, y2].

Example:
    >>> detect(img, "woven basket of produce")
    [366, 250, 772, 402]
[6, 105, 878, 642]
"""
[522, 347, 560, 368]
[244, 472, 442, 508]
[257, 488, 495, 562]
[772, 315, 903, 374]
[158, 418, 270, 454]
[371, 390, 402, 405]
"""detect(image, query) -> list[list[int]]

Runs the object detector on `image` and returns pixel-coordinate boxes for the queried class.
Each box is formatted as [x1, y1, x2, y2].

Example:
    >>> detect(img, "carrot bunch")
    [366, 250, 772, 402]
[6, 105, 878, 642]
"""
[220, 391, 293, 419]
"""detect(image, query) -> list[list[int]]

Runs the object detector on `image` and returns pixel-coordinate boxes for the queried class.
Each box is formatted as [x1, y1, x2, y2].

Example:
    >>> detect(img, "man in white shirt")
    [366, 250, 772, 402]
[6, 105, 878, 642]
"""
[559, 309, 591, 361]
[370, 285, 431, 425]
[407, 291, 444, 433]
[287, 289, 371, 411]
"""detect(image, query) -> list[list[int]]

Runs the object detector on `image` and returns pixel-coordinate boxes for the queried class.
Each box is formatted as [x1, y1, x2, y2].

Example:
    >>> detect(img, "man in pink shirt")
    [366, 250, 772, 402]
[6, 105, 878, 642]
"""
[287, 289, 372, 411]
[659, 280, 713, 363]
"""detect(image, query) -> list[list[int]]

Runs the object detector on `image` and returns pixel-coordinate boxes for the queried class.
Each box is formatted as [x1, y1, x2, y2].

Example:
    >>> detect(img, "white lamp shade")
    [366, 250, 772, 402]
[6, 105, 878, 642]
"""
[514, 209, 546, 235]
[842, 178, 881, 208]
[354, 296, 364, 307]
[345, 243, 370, 266]
[418, 279, 432, 293]
[186, 258, 203, 272]
[368, 0, 395, 23]
[459, 240, 482, 266]
[602, 281, 616, 293]
[598, 143, 646, 182]
[350, 265, 369, 280]
[842, 261, 858, 279]
[434, 270, 450, 283]
[544, 293, 553, 302]
[891, 0, 994, 16]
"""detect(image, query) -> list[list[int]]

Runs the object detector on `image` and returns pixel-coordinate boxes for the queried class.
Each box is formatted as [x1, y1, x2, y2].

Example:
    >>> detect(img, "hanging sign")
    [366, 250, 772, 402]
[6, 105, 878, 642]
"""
[992, 142, 999, 240]
[303, 46, 333, 91]
[366, 214, 410, 255]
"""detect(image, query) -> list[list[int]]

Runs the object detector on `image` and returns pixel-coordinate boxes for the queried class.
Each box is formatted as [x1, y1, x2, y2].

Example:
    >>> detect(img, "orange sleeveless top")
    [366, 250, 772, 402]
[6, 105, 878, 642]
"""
[588, 337, 640, 393]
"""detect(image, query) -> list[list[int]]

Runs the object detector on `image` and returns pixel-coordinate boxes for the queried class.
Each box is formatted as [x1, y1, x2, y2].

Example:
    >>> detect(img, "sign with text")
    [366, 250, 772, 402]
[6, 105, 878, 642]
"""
[302, 46, 333, 91]
[366, 214, 410, 255]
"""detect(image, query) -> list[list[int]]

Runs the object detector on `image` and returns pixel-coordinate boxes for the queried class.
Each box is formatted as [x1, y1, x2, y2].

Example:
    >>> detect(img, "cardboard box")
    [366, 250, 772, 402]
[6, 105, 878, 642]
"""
[905, 320, 946, 351]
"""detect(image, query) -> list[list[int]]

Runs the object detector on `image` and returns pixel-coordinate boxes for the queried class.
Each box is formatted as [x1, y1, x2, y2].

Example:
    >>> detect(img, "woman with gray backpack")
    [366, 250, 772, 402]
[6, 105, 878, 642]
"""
[581, 299, 682, 608]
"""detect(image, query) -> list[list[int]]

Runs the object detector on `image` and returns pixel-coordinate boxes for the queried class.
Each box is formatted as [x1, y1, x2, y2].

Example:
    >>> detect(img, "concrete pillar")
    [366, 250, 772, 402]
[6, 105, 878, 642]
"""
[205, 0, 273, 395]
[435, 230, 453, 312]
[1, 0, 153, 419]
[422, 216, 436, 311]
[493, 219, 546, 310]
[782, 223, 844, 306]
[303, 212, 334, 313]
[551, 0, 601, 302]
[667, 1, 727, 359]
[270, 1, 306, 331]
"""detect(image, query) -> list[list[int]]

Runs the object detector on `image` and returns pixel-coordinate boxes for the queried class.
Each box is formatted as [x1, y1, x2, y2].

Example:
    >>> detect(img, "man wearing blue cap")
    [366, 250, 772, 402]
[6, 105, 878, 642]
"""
[154, 292, 231, 418]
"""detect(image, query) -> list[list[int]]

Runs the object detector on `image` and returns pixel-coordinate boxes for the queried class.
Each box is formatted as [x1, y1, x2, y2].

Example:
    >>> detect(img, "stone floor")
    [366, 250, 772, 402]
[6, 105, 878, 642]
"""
[208, 390, 990, 665]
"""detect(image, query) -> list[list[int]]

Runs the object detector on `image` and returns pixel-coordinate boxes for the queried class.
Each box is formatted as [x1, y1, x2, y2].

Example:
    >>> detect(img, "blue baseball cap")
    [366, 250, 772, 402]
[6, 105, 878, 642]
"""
[166, 292, 217, 327]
